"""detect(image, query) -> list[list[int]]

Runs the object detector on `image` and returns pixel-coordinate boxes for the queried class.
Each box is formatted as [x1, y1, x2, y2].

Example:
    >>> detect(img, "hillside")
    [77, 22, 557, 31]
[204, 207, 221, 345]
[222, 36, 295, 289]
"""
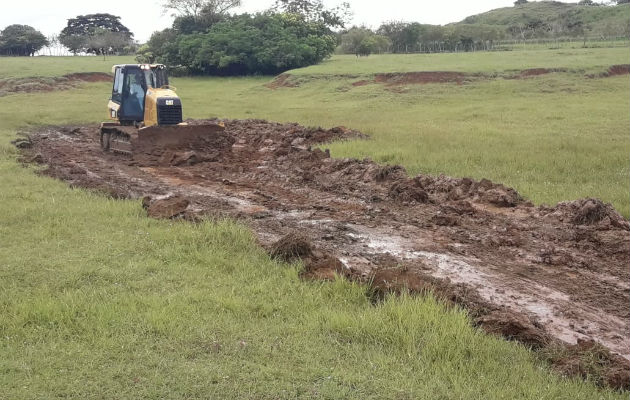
[457, 1, 630, 38]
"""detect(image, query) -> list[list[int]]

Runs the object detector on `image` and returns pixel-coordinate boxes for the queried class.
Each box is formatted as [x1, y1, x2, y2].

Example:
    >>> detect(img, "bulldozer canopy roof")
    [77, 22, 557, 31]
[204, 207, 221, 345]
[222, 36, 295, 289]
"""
[111, 64, 166, 73]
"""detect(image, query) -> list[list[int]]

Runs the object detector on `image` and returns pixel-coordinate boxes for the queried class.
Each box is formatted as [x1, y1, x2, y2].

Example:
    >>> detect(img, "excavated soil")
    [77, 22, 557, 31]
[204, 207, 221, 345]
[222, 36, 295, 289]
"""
[604, 64, 630, 77]
[0, 72, 111, 96]
[375, 71, 475, 85]
[265, 73, 300, 89]
[19, 120, 630, 390]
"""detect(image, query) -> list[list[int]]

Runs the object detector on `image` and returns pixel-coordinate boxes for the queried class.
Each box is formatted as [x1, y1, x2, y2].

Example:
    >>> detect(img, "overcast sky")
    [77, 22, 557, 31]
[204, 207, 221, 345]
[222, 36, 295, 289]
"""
[3, 0, 581, 42]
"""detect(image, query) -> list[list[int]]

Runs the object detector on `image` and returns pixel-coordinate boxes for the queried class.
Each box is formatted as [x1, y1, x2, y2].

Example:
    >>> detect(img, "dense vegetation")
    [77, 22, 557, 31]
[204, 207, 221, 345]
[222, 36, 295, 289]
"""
[137, 13, 337, 75]
[138, 0, 348, 75]
[338, 1, 630, 55]
[0, 24, 48, 56]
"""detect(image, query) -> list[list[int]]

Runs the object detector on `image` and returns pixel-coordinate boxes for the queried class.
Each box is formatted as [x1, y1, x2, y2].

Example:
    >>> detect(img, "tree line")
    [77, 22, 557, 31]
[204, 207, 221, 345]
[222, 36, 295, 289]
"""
[339, 23, 507, 55]
[0, 13, 136, 57]
[338, 0, 630, 55]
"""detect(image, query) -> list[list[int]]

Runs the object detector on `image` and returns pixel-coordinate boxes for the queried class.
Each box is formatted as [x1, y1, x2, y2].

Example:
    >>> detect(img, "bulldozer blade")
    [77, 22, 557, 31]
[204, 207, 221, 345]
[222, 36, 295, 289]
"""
[135, 124, 225, 151]
[100, 123, 226, 156]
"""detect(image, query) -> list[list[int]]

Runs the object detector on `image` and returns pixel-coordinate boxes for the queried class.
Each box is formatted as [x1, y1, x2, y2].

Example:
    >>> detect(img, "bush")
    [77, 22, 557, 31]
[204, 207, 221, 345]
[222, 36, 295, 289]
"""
[139, 13, 338, 75]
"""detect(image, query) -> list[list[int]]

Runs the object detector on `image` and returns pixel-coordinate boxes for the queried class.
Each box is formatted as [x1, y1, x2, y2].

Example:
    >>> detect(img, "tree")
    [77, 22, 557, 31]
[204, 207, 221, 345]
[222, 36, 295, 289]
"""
[377, 21, 409, 53]
[0, 24, 48, 56]
[273, 0, 351, 28]
[514, 0, 528, 5]
[136, 29, 180, 64]
[59, 13, 133, 54]
[86, 28, 137, 59]
[162, 0, 241, 19]
[400, 23, 422, 52]
[339, 27, 390, 56]
[141, 13, 338, 75]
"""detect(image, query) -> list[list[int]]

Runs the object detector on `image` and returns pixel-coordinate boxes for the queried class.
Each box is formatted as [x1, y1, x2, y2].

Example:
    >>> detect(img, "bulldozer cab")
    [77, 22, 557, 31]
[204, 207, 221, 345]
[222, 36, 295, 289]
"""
[110, 64, 170, 124]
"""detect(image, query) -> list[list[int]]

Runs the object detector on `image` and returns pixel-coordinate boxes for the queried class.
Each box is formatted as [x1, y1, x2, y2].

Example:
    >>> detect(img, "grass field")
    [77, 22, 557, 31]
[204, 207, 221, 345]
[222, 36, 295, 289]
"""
[0, 50, 628, 398]
[0, 55, 136, 78]
[292, 47, 629, 75]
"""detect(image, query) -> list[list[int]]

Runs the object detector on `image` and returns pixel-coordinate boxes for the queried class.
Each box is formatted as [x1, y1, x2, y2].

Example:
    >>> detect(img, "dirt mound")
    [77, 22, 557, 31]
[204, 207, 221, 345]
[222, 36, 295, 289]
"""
[270, 233, 314, 262]
[388, 178, 429, 203]
[144, 196, 190, 219]
[63, 72, 112, 82]
[605, 64, 630, 77]
[19, 119, 630, 390]
[519, 68, 567, 77]
[265, 74, 299, 89]
[351, 80, 371, 87]
[417, 175, 523, 207]
[544, 198, 629, 230]
[545, 339, 630, 390]
[477, 310, 549, 348]
[375, 71, 471, 85]
[269, 234, 347, 280]
[0, 72, 112, 96]
[131, 124, 236, 167]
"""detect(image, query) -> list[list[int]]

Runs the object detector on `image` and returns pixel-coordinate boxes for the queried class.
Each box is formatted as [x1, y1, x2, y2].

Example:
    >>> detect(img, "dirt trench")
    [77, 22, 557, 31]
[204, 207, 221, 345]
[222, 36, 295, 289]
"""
[18, 120, 630, 390]
[263, 65, 630, 90]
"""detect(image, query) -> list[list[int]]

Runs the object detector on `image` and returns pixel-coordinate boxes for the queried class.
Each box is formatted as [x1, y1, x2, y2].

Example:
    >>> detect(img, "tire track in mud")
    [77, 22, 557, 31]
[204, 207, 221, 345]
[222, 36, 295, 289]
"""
[18, 120, 630, 390]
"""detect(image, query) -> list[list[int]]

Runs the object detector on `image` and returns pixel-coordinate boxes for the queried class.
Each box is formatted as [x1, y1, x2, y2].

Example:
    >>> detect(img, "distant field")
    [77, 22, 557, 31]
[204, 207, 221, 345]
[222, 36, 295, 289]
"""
[0, 55, 134, 78]
[293, 47, 629, 75]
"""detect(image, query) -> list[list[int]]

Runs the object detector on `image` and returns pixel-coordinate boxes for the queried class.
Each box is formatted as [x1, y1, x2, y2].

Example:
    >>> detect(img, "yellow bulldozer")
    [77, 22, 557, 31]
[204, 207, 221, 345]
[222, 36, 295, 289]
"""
[100, 63, 223, 155]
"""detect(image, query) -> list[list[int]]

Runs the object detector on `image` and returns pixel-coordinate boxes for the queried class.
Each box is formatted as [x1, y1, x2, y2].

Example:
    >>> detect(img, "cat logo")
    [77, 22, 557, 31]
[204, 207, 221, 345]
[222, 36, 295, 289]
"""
[165, 100, 174, 106]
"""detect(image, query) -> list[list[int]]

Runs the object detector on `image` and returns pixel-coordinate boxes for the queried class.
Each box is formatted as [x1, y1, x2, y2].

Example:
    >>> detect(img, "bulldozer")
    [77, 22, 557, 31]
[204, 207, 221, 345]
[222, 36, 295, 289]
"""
[100, 63, 224, 155]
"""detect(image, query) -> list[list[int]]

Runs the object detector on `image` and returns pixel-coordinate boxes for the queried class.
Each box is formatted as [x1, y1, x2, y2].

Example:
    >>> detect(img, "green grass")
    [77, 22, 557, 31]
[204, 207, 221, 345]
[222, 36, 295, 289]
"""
[459, 2, 630, 38]
[0, 55, 134, 78]
[291, 47, 629, 76]
[492, 38, 630, 51]
[0, 50, 628, 398]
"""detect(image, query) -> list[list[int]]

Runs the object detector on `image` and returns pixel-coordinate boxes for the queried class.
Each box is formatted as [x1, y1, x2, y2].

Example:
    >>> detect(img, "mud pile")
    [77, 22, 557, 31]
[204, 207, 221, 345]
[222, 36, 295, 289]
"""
[20, 119, 630, 390]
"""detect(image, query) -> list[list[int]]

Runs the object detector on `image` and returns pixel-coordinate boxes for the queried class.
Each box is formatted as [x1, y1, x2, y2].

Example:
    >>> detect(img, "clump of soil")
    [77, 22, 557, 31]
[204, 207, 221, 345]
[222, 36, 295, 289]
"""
[269, 233, 313, 262]
[0, 72, 111, 96]
[477, 310, 549, 348]
[388, 178, 428, 203]
[144, 196, 190, 219]
[269, 233, 347, 280]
